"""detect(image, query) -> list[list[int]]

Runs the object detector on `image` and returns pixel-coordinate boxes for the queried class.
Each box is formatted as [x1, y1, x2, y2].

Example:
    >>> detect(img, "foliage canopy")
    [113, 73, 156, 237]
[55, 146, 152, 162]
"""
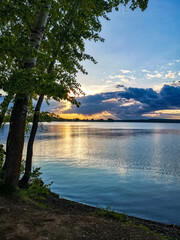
[0, 0, 148, 104]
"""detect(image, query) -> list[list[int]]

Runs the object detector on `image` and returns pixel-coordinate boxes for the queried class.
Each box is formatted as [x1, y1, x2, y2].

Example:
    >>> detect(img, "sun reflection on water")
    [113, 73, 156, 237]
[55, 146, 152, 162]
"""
[31, 122, 180, 181]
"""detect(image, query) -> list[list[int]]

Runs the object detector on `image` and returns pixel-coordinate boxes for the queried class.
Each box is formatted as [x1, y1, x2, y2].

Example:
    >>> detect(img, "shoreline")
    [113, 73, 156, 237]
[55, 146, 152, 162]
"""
[0, 191, 180, 239]
[2, 119, 180, 123]
[49, 193, 179, 227]
[44, 191, 180, 238]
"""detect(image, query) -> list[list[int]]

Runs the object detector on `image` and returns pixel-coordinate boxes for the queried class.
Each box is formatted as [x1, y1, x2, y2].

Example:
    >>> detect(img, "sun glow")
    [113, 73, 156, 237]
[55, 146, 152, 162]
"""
[58, 111, 118, 120]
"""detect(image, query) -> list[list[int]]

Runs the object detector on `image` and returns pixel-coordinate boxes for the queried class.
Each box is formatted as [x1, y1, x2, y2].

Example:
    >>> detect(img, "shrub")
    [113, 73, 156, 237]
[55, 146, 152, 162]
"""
[0, 147, 52, 202]
[26, 167, 53, 202]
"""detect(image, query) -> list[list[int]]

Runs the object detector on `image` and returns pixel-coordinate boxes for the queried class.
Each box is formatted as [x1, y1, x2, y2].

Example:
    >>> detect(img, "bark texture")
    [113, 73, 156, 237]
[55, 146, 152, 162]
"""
[3, 95, 29, 185]
[19, 94, 44, 188]
[3, 2, 51, 186]
[19, 60, 55, 187]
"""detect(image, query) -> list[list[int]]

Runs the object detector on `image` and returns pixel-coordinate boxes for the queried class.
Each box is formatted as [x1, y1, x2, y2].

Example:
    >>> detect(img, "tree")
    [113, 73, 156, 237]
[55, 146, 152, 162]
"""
[1, 1, 52, 186]
[0, 0, 148, 187]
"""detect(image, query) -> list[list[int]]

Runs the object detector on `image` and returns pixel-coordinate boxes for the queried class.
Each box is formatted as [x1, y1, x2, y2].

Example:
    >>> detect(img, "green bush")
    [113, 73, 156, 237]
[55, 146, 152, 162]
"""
[0, 147, 52, 202]
[26, 167, 53, 202]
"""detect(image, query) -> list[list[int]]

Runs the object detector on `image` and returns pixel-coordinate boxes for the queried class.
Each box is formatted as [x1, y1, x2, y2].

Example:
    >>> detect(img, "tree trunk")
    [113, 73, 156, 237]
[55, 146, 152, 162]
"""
[3, 95, 29, 186]
[19, 60, 55, 188]
[19, 94, 44, 188]
[0, 94, 12, 128]
[3, 2, 51, 187]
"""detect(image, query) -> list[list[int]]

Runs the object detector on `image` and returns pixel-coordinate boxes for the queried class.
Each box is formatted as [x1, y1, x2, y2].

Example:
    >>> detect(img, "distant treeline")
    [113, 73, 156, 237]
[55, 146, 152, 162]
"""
[56, 119, 180, 123]
[4, 112, 180, 123]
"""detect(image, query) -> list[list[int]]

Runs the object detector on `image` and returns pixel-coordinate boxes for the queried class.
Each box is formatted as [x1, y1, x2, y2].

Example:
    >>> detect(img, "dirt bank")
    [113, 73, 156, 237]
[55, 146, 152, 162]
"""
[0, 193, 179, 240]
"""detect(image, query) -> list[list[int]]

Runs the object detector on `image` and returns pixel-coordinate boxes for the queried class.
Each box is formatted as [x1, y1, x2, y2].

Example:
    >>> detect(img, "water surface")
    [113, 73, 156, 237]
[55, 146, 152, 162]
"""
[1, 122, 180, 224]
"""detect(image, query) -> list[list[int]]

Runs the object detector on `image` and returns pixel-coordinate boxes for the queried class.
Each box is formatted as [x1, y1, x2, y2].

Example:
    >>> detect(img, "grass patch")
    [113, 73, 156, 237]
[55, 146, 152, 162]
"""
[93, 206, 128, 222]
[139, 224, 168, 239]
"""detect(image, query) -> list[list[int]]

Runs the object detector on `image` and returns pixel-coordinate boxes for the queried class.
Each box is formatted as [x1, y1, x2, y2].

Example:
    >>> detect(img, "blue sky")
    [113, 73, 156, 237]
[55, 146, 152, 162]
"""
[45, 0, 180, 120]
[77, 0, 180, 92]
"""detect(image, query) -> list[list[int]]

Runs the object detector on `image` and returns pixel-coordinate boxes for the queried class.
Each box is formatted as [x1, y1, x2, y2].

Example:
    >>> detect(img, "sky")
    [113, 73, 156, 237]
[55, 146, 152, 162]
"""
[47, 0, 180, 120]
[1, 0, 180, 120]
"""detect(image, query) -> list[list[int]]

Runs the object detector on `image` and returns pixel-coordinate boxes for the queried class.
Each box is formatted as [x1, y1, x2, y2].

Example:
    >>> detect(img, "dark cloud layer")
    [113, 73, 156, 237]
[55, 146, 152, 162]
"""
[1, 85, 179, 119]
[63, 85, 180, 119]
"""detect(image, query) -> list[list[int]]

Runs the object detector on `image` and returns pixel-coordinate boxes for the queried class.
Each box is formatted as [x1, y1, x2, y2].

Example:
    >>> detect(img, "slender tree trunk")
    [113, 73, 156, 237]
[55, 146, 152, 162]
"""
[3, 2, 51, 187]
[19, 60, 55, 188]
[0, 94, 12, 128]
[19, 94, 44, 188]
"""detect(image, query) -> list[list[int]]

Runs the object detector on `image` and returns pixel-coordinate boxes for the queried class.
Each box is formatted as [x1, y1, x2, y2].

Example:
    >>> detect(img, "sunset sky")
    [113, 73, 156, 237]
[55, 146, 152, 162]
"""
[43, 0, 180, 120]
[44, 0, 180, 119]
[1, 0, 180, 120]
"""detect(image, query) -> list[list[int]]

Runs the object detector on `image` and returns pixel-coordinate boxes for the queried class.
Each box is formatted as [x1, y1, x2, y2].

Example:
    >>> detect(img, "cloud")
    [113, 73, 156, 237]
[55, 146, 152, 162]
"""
[141, 69, 149, 73]
[102, 98, 119, 103]
[145, 70, 179, 80]
[120, 69, 131, 74]
[41, 99, 66, 113]
[128, 75, 136, 80]
[120, 78, 129, 83]
[147, 73, 163, 79]
[168, 80, 180, 87]
[109, 74, 126, 79]
[143, 110, 180, 119]
[57, 84, 180, 119]
[108, 73, 136, 83]
[153, 80, 180, 92]
[163, 72, 176, 79]
[109, 74, 130, 83]
[116, 84, 125, 88]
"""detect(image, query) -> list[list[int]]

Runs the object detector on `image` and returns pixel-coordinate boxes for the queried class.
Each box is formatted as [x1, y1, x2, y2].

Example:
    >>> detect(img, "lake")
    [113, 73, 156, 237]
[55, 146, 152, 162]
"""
[0, 122, 180, 225]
